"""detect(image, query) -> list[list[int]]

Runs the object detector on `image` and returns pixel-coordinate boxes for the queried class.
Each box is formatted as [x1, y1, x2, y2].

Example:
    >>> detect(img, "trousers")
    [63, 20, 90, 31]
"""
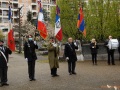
[28, 60, 35, 79]
[0, 67, 8, 83]
[68, 61, 76, 73]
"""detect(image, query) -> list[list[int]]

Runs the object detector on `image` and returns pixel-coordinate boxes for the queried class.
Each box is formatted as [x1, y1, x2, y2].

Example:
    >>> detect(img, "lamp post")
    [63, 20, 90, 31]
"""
[18, 5, 24, 53]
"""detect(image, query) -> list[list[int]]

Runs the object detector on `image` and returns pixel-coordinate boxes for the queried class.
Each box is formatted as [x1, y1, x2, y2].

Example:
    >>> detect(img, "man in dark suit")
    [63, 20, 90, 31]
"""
[0, 40, 12, 87]
[64, 37, 78, 75]
[104, 36, 115, 65]
[24, 35, 38, 81]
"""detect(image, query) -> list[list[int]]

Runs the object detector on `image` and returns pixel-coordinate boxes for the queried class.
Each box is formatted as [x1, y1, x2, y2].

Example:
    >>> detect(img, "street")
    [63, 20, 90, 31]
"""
[1, 53, 120, 90]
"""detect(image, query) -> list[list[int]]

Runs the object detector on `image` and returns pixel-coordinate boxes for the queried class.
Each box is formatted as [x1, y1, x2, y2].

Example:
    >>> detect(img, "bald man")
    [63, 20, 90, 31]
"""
[64, 37, 78, 75]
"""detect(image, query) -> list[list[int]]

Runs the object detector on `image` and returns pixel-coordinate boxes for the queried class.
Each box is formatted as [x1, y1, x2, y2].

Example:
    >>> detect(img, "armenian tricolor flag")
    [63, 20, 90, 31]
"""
[77, 7, 86, 37]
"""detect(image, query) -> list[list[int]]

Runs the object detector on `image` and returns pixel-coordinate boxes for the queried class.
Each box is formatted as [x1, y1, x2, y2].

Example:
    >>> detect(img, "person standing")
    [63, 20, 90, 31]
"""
[104, 36, 115, 65]
[90, 38, 99, 65]
[64, 37, 78, 75]
[0, 40, 12, 87]
[48, 37, 59, 77]
[24, 35, 38, 81]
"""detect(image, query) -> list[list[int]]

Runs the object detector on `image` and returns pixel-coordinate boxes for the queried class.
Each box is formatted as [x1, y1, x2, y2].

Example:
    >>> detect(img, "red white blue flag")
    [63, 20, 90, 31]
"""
[37, 0, 47, 39]
[77, 7, 86, 37]
[55, 5, 62, 41]
[8, 1, 15, 51]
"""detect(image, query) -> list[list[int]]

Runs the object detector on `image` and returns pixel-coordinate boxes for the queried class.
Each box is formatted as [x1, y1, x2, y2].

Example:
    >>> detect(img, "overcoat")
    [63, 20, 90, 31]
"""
[24, 40, 38, 61]
[90, 43, 99, 54]
[48, 43, 59, 69]
[64, 42, 78, 62]
[0, 46, 12, 67]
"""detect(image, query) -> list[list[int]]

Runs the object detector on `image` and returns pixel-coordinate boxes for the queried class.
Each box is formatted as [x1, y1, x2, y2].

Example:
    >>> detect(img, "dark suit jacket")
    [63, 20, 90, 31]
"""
[90, 43, 99, 54]
[64, 42, 78, 62]
[0, 46, 12, 67]
[118, 41, 120, 53]
[24, 40, 38, 61]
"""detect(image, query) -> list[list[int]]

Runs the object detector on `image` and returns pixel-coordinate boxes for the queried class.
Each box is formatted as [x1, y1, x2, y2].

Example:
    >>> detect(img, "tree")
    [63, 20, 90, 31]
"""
[50, 0, 120, 41]
[27, 11, 32, 22]
[51, 0, 82, 41]
[0, 31, 4, 40]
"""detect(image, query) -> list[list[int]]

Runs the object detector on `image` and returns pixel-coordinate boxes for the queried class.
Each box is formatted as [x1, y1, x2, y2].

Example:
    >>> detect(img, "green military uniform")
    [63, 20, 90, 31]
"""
[48, 42, 59, 76]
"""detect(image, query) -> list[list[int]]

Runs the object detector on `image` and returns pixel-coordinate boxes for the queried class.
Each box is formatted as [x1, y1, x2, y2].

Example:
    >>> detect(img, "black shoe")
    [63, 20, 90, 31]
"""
[3, 83, 9, 86]
[72, 72, 76, 75]
[112, 64, 115, 65]
[32, 78, 36, 81]
[108, 63, 110, 65]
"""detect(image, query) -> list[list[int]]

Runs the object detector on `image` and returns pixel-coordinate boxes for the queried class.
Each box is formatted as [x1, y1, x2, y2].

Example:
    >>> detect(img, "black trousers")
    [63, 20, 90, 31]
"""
[0, 67, 8, 84]
[91, 53, 97, 64]
[51, 68, 57, 75]
[68, 61, 76, 73]
[28, 60, 35, 79]
[108, 51, 115, 64]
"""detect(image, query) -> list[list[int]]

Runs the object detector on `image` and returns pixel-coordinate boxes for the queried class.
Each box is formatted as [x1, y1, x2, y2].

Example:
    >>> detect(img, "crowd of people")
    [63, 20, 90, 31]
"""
[0, 35, 120, 87]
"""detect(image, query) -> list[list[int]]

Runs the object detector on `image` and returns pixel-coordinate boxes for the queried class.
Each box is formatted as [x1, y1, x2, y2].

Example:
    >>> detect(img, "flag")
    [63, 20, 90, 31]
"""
[77, 7, 86, 37]
[8, 2, 15, 51]
[37, 0, 47, 39]
[55, 5, 62, 41]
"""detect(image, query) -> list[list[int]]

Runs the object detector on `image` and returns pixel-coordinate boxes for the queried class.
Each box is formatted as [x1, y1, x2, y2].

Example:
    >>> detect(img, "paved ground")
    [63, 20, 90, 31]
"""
[1, 53, 120, 90]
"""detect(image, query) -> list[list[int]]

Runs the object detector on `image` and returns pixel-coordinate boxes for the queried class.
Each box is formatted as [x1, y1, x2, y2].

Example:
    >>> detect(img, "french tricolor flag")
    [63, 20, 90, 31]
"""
[55, 5, 62, 41]
[8, 2, 15, 51]
[37, 0, 47, 39]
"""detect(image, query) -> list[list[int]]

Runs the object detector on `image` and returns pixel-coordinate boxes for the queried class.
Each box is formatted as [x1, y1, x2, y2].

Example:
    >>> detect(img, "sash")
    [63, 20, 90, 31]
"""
[0, 50, 7, 63]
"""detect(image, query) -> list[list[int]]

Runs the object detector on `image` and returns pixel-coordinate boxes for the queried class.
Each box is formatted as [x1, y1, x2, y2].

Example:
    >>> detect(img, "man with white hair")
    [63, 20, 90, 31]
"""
[104, 35, 115, 65]
[64, 37, 78, 75]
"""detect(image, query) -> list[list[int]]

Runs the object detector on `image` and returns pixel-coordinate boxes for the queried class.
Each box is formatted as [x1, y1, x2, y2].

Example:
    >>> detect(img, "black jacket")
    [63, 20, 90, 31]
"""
[24, 40, 38, 61]
[118, 41, 120, 53]
[0, 46, 12, 67]
[64, 42, 78, 62]
[90, 43, 99, 54]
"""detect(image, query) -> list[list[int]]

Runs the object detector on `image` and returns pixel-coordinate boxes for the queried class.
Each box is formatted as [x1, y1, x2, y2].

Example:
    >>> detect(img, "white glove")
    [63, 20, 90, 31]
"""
[58, 56, 59, 60]
[7, 63, 9, 66]
[66, 57, 69, 60]
[34, 41, 37, 45]
[25, 58, 28, 61]
[74, 42, 77, 46]
[53, 44, 57, 47]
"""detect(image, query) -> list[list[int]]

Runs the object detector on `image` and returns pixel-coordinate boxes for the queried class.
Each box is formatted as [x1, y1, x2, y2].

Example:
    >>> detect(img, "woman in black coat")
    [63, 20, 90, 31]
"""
[90, 38, 99, 65]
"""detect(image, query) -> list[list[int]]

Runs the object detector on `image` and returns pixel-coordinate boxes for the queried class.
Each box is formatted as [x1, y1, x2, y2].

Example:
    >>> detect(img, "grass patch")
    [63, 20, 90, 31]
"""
[37, 60, 49, 63]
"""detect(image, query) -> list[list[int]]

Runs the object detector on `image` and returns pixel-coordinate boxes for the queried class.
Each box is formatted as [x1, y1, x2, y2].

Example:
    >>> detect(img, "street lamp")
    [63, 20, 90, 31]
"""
[18, 5, 24, 53]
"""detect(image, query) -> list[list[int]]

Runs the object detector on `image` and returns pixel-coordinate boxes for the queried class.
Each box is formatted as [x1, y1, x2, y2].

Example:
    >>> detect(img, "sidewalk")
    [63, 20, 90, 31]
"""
[1, 53, 120, 90]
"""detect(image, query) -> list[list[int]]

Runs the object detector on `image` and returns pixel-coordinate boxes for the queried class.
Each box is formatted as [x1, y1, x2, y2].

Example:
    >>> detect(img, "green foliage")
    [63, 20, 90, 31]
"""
[50, 0, 120, 41]
[27, 11, 32, 22]
[84, 0, 120, 41]
[0, 31, 4, 39]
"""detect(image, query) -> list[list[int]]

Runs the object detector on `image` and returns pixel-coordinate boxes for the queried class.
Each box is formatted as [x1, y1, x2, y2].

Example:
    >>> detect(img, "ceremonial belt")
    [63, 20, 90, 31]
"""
[0, 50, 7, 63]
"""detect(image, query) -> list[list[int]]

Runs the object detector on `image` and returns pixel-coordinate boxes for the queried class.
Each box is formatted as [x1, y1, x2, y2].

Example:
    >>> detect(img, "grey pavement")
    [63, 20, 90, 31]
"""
[1, 53, 120, 90]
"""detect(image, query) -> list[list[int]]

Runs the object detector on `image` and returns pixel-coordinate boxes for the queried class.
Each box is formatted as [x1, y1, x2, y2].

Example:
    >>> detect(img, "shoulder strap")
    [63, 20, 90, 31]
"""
[68, 43, 73, 50]
[0, 50, 7, 62]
